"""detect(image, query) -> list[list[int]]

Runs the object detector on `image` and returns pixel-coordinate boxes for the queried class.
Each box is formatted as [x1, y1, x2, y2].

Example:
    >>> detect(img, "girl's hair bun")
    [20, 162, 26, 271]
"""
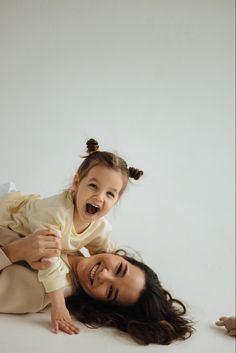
[128, 167, 144, 180]
[86, 138, 99, 154]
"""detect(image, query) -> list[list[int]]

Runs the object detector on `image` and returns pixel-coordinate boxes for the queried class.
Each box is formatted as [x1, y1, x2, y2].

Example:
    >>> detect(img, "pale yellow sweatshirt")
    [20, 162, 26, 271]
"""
[0, 191, 116, 292]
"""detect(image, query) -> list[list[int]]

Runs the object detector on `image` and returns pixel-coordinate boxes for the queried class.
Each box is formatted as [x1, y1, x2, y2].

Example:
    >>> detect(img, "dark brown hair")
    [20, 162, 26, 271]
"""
[66, 251, 194, 345]
[76, 139, 143, 196]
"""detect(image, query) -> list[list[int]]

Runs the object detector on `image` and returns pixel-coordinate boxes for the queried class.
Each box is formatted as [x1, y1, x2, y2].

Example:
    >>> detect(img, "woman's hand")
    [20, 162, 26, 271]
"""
[2, 229, 62, 270]
[216, 316, 236, 336]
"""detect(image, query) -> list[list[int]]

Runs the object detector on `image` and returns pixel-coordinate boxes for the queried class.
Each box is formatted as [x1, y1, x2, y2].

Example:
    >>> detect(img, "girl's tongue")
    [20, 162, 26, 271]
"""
[86, 203, 99, 214]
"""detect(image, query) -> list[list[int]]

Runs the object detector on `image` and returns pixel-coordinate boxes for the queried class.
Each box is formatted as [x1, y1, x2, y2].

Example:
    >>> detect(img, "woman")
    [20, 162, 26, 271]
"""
[0, 226, 194, 345]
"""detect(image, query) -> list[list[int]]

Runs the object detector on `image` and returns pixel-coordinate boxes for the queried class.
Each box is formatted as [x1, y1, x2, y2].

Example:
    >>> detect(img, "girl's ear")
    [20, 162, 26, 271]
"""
[72, 173, 80, 190]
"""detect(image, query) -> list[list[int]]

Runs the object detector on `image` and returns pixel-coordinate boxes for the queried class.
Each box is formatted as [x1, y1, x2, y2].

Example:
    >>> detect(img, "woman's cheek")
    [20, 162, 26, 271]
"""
[93, 287, 105, 301]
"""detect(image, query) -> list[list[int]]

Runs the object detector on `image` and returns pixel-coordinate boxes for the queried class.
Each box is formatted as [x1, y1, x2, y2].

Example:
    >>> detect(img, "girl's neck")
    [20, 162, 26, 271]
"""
[73, 216, 91, 234]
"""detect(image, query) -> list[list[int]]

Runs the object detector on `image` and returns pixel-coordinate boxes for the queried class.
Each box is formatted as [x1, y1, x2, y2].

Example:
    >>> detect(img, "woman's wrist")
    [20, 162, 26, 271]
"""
[2, 240, 23, 263]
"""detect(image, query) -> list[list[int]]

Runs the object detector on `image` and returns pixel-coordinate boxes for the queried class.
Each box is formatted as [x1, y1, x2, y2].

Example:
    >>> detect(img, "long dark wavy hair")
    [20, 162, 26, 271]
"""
[66, 251, 194, 345]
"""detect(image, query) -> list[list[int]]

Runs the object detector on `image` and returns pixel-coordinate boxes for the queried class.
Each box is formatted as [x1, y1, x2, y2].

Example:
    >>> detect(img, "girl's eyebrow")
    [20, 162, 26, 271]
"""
[88, 178, 98, 183]
[89, 177, 118, 193]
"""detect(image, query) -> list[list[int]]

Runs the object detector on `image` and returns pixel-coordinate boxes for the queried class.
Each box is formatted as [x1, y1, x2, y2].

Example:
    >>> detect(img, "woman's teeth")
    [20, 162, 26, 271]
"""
[89, 263, 100, 283]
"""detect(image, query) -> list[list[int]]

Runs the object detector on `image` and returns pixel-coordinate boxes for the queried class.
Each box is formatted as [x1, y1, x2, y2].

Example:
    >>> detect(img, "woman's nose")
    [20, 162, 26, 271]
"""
[97, 268, 113, 283]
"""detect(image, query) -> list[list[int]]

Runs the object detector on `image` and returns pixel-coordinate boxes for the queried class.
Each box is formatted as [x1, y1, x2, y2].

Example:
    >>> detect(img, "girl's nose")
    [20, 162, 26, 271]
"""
[95, 192, 104, 203]
[97, 192, 103, 200]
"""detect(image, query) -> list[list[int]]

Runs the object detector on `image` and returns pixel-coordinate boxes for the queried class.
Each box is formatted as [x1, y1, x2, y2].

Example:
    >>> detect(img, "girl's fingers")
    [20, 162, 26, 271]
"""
[53, 322, 59, 334]
[70, 324, 80, 334]
[60, 324, 73, 335]
[64, 320, 80, 334]
[58, 321, 80, 335]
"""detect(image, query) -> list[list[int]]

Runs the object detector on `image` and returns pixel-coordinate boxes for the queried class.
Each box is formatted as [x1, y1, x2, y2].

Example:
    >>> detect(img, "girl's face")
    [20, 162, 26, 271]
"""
[72, 165, 124, 231]
[75, 253, 145, 305]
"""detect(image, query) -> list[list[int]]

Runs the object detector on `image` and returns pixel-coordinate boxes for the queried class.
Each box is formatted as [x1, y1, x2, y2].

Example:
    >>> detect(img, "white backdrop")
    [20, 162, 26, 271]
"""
[0, 1, 235, 353]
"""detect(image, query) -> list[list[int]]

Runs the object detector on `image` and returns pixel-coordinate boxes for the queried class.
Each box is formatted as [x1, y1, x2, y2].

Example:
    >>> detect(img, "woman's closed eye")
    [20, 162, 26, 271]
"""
[107, 285, 113, 299]
[107, 286, 119, 301]
[116, 262, 128, 277]
[116, 263, 122, 275]
[105, 264, 123, 301]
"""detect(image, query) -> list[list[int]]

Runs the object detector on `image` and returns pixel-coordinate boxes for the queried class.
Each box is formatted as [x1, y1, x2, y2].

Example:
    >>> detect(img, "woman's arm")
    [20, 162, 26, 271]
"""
[0, 228, 63, 314]
[0, 228, 62, 270]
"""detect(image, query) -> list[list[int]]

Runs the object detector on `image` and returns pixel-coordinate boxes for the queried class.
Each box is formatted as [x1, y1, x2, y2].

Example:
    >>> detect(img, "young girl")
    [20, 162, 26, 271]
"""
[0, 138, 143, 334]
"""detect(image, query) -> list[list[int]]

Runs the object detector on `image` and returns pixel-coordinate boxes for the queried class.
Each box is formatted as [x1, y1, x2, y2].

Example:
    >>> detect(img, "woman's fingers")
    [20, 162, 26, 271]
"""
[41, 248, 61, 257]
[30, 260, 51, 270]
[35, 229, 60, 237]
[42, 238, 61, 246]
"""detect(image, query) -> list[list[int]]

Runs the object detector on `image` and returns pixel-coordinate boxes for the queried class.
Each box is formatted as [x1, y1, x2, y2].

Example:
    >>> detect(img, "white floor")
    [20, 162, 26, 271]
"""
[0, 0, 235, 352]
[0, 310, 235, 353]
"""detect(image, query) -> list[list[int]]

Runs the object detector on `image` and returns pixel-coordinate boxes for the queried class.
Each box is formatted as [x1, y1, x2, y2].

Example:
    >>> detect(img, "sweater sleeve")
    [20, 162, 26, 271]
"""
[19, 198, 71, 293]
[38, 256, 69, 293]
[23, 222, 68, 293]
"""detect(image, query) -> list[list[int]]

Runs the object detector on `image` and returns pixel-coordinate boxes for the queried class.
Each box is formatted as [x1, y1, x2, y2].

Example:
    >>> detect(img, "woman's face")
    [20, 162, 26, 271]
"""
[75, 253, 145, 306]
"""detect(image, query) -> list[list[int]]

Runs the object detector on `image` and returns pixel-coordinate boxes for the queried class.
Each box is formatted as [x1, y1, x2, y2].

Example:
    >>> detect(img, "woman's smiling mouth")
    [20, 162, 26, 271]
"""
[89, 262, 101, 284]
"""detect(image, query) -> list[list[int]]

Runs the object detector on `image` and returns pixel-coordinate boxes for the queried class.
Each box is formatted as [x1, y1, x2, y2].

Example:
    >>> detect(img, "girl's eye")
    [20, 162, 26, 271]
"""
[89, 183, 97, 189]
[116, 263, 122, 275]
[107, 286, 113, 299]
[107, 192, 114, 198]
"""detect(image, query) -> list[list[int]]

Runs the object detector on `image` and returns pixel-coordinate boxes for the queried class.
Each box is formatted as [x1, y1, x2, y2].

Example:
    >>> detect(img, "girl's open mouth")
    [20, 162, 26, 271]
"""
[86, 203, 100, 214]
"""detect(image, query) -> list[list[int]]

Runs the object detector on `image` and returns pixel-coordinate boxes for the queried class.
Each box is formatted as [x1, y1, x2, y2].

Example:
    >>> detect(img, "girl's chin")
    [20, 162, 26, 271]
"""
[84, 209, 100, 219]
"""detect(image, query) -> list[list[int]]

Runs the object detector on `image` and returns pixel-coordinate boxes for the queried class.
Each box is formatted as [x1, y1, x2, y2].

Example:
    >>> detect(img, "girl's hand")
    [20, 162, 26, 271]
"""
[49, 289, 80, 335]
[216, 316, 236, 336]
[51, 304, 80, 335]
